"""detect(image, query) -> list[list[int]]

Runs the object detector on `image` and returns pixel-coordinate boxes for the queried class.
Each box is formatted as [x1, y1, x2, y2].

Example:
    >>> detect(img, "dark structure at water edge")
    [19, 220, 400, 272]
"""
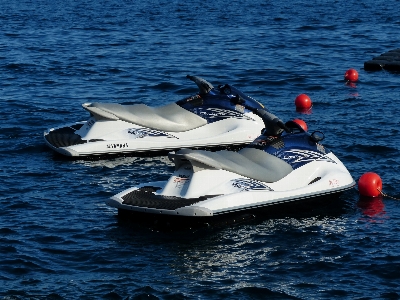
[364, 49, 400, 71]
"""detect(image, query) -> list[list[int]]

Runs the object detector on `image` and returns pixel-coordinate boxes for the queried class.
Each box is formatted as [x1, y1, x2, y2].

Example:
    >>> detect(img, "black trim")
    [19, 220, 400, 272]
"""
[122, 186, 218, 210]
[70, 124, 84, 130]
[48, 143, 248, 160]
[211, 186, 354, 216]
[115, 185, 355, 230]
[309, 177, 322, 185]
[45, 127, 86, 148]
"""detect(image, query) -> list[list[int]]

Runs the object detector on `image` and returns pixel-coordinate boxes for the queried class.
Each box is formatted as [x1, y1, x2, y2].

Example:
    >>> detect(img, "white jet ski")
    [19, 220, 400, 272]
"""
[107, 98, 355, 227]
[44, 75, 265, 157]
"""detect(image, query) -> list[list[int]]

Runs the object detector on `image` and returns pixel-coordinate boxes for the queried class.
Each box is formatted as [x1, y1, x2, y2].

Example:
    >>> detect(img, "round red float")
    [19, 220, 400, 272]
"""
[294, 94, 312, 109]
[344, 68, 359, 82]
[292, 119, 308, 131]
[358, 172, 382, 197]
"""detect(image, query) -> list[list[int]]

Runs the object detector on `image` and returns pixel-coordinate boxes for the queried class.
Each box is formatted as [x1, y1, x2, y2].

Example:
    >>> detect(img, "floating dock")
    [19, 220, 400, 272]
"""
[364, 49, 400, 71]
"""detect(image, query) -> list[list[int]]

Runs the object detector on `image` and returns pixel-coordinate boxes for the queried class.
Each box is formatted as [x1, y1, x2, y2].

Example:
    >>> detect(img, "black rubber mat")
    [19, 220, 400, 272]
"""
[121, 186, 218, 210]
[45, 127, 86, 148]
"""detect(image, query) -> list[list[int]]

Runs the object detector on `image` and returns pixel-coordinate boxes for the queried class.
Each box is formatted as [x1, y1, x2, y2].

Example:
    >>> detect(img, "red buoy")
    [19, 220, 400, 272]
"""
[293, 119, 308, 131]
[344, 68, 358, 82]
[358, 172, 382, 197]
[295, 94, 312, 109]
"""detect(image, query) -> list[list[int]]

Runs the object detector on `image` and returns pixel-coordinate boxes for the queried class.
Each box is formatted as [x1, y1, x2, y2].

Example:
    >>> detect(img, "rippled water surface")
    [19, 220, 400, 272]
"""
[1, 0, 400, 299]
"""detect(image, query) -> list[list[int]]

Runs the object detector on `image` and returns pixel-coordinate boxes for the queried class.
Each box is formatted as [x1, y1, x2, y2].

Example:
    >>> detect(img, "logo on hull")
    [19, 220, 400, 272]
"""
[276, 149, 336, 169]
[190, 107, 254, 123]
[173, 174, 190, 189]
[231, 178, 273, 192]
[128, 128, 177, 139]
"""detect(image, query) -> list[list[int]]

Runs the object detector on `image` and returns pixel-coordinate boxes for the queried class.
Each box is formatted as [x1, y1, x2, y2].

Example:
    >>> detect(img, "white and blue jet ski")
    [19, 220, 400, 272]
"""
[44, 75, 265, 157]
[106, 97, 355, 226]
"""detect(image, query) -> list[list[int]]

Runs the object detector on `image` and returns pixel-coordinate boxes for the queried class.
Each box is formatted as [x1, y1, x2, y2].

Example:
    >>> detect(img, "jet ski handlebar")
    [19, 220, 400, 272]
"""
[231, 95, 291, 135]
[255, 109, 291, 134]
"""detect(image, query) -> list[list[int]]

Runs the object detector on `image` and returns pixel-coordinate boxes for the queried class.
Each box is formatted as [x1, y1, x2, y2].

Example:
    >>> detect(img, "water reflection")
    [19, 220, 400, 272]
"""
[75, 155, 174, 192]
[170, 216, 350, 273]
[357, 196, 386, 218]
[296, 107, 313, 115]
[75, 155, 173, 169]
[345, 81, 357, 89]
[107, 198, 357, 298]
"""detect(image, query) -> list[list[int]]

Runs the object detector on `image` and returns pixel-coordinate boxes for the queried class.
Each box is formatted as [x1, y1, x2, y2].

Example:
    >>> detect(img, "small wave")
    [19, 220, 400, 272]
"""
[273, 17, 287, 22]
[20, 278, 42, 286]
[4, 33, 20, 37]
[3, 291, 64, 299]
[151, 81, 180, 91]
[0, 245, 17, 254]
[3, 63, 37, 71]
[6, 201, 39, 211]
[319, 289, 352, 298]
[296, 25, 319, 31]
[102, 291, 122, 299]
[107, 67, 124, 74]
[367, 263, 400, 280]
[345, 144, 398, 154]
[233, 286, 300, 299]
[2, 258, 56, 276]
[130, 286, 160, 298]
[40, 247, 70, 255]
[0, 228, 17, 235]
[3, 143, 51, 156]
[348, 18, 363, 23]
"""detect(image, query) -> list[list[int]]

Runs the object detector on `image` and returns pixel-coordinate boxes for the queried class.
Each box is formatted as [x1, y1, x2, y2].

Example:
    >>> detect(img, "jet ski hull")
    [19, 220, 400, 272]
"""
[106, 153, 355, 227]
[44, 115, 263, 157]
[114, 191, 349, 229]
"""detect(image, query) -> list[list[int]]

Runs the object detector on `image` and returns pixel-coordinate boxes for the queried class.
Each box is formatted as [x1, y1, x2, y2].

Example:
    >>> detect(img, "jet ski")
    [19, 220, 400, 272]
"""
[44, 75, 265, 157]
[106, 97, 355, 227]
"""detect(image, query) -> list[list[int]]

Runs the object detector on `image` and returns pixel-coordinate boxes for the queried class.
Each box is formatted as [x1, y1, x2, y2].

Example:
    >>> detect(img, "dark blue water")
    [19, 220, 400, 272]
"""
[1, 0, 400, 298]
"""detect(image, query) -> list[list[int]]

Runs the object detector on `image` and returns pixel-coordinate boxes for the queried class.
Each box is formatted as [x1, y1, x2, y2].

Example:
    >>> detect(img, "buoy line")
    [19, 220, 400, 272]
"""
[378, 188, 400, 201]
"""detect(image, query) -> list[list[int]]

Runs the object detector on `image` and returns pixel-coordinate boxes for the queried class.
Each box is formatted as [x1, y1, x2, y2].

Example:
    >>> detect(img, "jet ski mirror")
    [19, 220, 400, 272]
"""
[310, 131, 325, 142]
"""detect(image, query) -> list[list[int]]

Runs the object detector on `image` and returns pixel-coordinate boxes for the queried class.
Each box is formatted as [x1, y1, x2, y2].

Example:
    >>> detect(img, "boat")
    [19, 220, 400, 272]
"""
[106, 101, 355, 227]
[44, 75, 266, 157]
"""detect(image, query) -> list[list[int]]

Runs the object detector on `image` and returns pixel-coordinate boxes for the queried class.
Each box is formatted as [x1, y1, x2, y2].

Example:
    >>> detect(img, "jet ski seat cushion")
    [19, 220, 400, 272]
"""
[171, 148, 293, 183]
[82, 102, 207, 132]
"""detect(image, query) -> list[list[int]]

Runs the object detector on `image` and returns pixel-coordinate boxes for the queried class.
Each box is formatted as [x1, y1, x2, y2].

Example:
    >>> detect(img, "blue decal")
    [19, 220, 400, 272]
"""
[177, 84, 265, 119]
[189, 107, 254, 123]
[128, 128, 177, 139]
[275, 149, 336, 169]
[246, 132, 334, 169]
[231, 178, 273, 192]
